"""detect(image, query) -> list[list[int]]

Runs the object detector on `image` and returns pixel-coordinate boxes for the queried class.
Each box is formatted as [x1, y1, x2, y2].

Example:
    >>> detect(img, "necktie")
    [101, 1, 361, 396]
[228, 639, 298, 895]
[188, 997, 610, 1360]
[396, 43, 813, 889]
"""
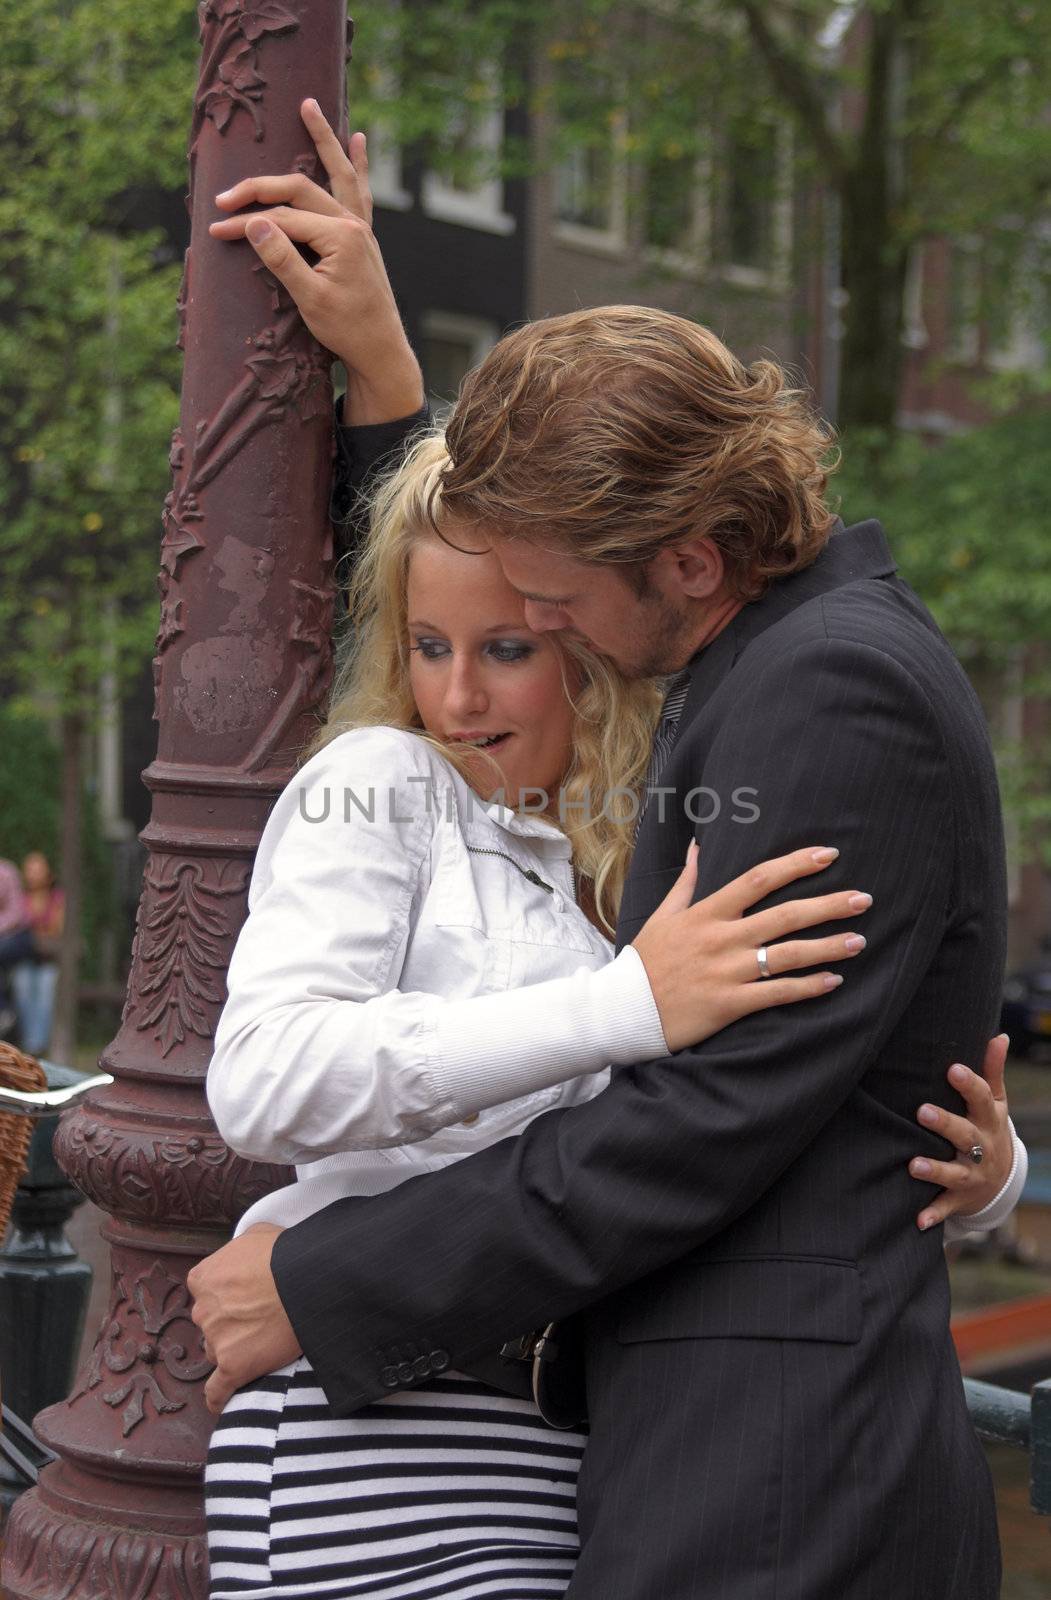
[635, 670, 690, 837]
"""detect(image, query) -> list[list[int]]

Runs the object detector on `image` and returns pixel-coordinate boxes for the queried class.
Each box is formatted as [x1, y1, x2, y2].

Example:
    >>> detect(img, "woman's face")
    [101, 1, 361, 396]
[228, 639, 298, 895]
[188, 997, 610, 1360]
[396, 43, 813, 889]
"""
[22, 852, 51, 890]
[407, 535, 577, 806]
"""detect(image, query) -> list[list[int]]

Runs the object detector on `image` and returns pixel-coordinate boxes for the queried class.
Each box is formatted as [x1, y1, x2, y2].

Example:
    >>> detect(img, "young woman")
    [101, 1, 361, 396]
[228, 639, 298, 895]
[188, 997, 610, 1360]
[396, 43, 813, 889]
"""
[203, 435, 1018, 1600]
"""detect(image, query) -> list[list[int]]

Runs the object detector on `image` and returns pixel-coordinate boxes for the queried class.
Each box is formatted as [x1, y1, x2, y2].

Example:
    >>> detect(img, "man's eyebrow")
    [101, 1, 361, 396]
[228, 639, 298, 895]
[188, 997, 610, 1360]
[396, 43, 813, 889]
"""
[514, 590, 575, 606]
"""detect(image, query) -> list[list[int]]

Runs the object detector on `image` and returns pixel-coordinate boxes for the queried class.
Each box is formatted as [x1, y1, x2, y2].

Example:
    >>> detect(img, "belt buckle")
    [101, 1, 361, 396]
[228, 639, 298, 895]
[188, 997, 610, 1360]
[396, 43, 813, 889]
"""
[499, 1329, 544, 1365]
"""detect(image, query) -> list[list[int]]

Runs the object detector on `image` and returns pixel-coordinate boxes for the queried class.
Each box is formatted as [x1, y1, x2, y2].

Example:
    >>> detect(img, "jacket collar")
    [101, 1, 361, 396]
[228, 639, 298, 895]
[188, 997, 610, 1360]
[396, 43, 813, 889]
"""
[678, 519, 896, 730]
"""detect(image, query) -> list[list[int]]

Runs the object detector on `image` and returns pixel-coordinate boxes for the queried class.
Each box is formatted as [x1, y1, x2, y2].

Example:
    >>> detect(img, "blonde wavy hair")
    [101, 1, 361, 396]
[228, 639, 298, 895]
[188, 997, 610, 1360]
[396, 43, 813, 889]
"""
[442, 305, 839, 599]
[306, 432, 662, 931]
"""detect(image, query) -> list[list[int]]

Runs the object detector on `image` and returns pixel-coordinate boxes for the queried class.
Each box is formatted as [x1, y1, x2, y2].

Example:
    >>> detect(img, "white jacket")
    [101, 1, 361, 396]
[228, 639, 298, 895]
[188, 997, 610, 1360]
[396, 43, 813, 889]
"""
[207, 724, 1026, 1240]
[208, 725, 666, 1233]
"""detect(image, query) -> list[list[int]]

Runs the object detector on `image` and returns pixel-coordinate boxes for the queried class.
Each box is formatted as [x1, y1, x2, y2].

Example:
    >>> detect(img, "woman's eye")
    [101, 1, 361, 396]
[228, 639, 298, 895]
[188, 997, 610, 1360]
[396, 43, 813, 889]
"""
[410, 639, 449, 660]
[489, 642, 534, 663]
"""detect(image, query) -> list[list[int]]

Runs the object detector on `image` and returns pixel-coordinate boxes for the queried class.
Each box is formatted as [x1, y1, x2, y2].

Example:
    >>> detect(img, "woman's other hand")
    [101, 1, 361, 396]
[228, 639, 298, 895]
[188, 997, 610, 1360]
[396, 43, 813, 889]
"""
[632, 843, 869, 1053]
[909, 1035, 1015, 1230]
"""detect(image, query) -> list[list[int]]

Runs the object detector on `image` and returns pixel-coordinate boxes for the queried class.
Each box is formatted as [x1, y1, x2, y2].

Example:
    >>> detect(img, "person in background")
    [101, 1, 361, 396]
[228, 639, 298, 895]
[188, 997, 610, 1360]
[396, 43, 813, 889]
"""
[11, 851, 64, 1057]
[0, 858, 31, 965]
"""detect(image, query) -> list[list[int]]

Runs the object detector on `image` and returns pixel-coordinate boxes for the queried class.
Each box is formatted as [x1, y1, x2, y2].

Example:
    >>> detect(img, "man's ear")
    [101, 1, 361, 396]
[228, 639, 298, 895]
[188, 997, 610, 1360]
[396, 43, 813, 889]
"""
[652, 536, 726, 599]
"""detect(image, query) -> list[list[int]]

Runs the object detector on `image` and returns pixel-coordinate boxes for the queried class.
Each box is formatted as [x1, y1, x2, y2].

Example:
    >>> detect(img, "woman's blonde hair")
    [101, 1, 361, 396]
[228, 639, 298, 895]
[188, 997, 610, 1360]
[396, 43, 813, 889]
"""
[305, 431, 662, 931]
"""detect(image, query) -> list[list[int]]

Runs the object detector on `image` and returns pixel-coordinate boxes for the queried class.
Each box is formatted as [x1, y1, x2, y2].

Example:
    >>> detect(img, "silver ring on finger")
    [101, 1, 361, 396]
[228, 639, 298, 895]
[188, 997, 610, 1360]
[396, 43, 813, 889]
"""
[756, 946, 772, 980]
[968, 1143, 984, 1165]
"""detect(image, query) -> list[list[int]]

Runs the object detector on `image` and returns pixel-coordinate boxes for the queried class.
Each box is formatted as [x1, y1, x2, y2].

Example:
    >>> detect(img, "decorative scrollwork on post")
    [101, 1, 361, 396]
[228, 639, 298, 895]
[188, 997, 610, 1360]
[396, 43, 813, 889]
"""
[193, 0, 301, 146]
[238, 575, 335, 772]
[4, 1502, 209, 1600]
[57, 1119, 290, 1228]
[69, 1265, 211, 1437]
[130, 858, 249, 1057]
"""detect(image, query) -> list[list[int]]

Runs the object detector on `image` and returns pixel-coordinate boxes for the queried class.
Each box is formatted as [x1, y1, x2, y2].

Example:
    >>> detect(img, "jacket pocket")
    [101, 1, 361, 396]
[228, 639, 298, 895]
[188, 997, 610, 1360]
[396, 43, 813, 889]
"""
[616, 1254, 862, 1346]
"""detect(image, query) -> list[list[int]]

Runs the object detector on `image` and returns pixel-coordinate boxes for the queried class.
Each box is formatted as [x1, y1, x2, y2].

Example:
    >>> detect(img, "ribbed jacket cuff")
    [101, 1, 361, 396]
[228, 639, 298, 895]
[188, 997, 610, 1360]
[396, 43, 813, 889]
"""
[943, 1119, 1027, 1242]
[431, 946, 667, 1121]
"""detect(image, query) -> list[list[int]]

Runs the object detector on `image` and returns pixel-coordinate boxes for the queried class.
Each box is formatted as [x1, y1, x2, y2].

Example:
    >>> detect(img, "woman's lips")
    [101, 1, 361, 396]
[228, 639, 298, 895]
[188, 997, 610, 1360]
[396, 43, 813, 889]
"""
[450, 732, 512, 751]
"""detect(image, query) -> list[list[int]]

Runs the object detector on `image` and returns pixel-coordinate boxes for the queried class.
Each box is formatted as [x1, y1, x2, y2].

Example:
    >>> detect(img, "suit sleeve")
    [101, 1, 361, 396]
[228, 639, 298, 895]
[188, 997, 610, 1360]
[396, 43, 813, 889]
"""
[271, 632, 956, 1414]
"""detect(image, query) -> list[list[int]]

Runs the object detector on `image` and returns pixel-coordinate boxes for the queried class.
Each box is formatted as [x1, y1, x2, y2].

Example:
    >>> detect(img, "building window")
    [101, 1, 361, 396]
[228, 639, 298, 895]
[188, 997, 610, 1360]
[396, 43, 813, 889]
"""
[901, 244, 928, 350]
[984, 233, 1049, 373]
[552, 109, 628, 255]
[419, 311, 500, 419]
[366, 122, 413, 214]
[712, 120, 791, 289]
[421, 69, 515, 236]
[642, 146, 709, 270]
[946, 239, 981, 364]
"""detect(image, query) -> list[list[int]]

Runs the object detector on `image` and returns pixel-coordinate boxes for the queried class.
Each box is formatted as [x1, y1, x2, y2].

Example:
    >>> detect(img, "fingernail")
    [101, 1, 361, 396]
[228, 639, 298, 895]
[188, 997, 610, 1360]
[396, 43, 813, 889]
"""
[306, 97, 320, 113]
[918, 1104, 939, 1125]
[999, 1033, 1010, 1046]
[812, 847, 839, 863]
[919, 1214, 933, 1231]
[216, 188, 232, 201]
[687, 839, 699, 859]
[948, 1063, 968, 1084]
[848, 892, 873, 911]
[912, 1158, 933, 1176]
[844, 934, 866, 953]
[246, 218, 272, 243]
[823, 973, 844, 989]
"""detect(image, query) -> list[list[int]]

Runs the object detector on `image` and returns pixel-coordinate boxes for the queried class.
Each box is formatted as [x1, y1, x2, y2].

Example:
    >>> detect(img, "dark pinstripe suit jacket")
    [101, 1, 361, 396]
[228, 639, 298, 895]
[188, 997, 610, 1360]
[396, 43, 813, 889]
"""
[273, 519, 1005, 1599]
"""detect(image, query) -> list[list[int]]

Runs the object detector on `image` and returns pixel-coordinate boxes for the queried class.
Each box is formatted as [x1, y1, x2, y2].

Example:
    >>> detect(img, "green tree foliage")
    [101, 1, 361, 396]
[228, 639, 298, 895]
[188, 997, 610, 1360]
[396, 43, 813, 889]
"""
[0, 0, 197, 1044]
[0, 0, 195, 714]
[352, 0, 1051, 433]
[835, 413, 1051, 865]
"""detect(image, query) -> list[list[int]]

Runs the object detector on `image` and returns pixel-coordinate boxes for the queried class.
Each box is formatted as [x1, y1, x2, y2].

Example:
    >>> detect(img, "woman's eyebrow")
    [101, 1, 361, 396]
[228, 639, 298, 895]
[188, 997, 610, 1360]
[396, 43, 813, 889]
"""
[409, 620, 531, 633]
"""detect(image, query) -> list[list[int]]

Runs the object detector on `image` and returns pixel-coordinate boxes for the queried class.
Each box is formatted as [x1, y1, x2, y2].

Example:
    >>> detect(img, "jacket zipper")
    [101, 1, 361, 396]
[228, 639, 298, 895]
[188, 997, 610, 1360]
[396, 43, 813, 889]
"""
[465, 844, 554, 894]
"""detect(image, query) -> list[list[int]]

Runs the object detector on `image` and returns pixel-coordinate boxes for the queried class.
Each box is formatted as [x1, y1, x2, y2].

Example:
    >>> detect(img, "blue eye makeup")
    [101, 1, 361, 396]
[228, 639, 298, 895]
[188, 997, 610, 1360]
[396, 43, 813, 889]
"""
[409, 637, 536, 664]
[487, 641, 535, 663]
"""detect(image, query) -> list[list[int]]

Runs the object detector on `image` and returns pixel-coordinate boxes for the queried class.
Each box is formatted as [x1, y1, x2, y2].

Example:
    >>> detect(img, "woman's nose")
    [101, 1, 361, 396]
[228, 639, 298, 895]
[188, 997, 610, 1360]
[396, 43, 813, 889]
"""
[444, 657, 489, 719]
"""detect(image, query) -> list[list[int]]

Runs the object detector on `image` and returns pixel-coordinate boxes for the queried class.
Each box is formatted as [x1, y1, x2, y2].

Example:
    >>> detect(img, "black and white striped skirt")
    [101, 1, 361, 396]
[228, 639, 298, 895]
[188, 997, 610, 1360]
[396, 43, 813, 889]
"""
[206, 1356, 586, 1600]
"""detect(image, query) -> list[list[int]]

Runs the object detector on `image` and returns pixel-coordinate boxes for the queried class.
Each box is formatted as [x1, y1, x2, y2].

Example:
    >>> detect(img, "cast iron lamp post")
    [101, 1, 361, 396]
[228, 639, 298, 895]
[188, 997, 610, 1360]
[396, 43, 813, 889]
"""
[3, 4, 348, 1593]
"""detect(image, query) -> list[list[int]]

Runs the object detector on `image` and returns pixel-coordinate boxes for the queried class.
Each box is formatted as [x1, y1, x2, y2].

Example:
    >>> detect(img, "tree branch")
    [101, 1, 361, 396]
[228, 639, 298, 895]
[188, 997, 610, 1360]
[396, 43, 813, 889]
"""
[731, 0, 850, 190]
[924, 53, 1020, 150]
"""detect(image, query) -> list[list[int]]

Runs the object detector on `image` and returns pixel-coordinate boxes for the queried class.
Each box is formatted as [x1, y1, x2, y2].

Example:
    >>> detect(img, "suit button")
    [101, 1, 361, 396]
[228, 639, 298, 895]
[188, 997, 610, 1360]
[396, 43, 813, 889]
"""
[380, 1365, 399, 1389]
[396, 1361, 416, 1386]
[413, 1355, 432, 1380]
[430, 1348, 450, 1372]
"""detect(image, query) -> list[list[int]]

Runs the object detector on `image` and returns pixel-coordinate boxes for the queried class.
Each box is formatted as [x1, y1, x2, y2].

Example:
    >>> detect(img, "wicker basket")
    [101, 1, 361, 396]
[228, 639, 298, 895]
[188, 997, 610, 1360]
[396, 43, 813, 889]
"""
[0, 1043, 47, 1242]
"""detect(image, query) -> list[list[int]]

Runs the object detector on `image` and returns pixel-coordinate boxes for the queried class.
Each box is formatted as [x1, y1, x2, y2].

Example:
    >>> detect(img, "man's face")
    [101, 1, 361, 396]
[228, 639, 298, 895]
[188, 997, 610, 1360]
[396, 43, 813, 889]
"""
[483, 535, 703, 679]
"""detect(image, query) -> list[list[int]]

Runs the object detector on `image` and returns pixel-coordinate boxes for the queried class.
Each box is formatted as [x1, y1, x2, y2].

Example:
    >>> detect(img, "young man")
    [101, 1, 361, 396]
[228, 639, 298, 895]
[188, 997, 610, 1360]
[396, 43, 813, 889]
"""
[190, 104, 1022, 1598]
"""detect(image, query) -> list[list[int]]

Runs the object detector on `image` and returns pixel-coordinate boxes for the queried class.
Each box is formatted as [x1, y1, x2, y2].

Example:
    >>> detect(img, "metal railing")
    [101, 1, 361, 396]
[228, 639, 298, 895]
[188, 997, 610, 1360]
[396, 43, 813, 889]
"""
[965, 1376, 1051, 1517]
